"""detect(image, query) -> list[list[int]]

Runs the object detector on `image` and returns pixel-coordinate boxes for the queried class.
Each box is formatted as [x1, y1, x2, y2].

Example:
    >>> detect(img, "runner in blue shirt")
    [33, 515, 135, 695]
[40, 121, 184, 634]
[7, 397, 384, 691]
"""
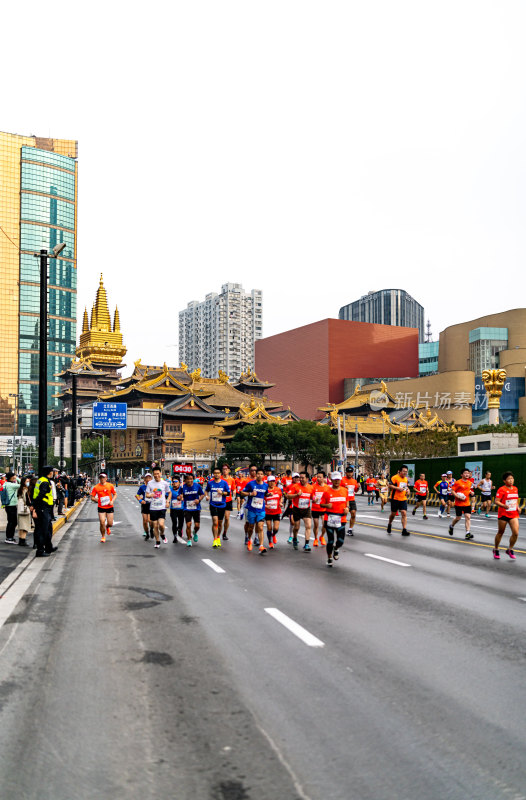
[205, 468, 230, 548]
[433, 474, 450, 518]
[241, 468, 269, 555]
[135, 472, 153, 539]
[179, 473, 204, 546]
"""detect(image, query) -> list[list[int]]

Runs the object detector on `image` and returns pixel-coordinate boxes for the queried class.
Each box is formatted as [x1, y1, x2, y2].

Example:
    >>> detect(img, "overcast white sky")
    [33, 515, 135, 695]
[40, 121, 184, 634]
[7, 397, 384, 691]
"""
[3, 1, 526, 369]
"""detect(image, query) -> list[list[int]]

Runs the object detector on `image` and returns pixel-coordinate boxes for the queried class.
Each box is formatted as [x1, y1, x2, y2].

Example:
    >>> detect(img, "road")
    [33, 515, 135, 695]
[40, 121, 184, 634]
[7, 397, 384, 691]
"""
[0, 487, 525, 800]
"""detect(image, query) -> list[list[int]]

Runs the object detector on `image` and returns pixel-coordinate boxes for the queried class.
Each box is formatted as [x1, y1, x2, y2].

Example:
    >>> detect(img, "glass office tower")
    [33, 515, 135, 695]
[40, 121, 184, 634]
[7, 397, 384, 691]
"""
[0, 132, 77, 442]
[339, 289, 425, 342]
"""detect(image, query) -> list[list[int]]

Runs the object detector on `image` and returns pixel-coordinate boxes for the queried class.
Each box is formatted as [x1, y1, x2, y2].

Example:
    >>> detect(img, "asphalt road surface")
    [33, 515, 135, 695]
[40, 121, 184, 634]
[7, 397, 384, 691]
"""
[0, 488, 525, 800]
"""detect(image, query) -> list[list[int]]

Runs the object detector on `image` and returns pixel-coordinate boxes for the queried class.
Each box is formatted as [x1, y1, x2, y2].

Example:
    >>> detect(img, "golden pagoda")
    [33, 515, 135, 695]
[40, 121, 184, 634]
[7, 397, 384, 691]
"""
[76, 274, 126, 375]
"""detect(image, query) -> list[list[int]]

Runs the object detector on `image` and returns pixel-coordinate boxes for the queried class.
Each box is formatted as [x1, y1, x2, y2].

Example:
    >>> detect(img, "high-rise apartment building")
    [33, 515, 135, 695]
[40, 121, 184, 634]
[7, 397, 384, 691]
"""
[0, 131, 78, 441]
[179, 283, 262, 379]
[339, 289, 424, 342]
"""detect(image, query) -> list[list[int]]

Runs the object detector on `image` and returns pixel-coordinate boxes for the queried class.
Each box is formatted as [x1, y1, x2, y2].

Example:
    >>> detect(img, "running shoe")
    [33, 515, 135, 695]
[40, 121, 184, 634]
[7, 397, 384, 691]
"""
[217, 538, 222, 548]
[447, 513, 451, 518]
[327, 557, 333, 567]
[222, 534, 228, 541]
[485, 513, 490, 518]
[313, 538, 319, 547]
[347, 529, 354, 537]
[387, 523, 392, 534]
[247, 540, 253, 552]
[423, 515, 428, 520]
[320, 535, 326, 545]
[303, 543, 311, 552]
[269, 542, 274, 549]
[506, 548, 516, 559]
[106, 528, 111, 536]
[412, 509, 416, 516]
[287, 536, 293, 544]
[212, 538, 218, 548]
[193, 533, 198, 543]
[293, 540, 298, 550]
[239, 511, 244, 520]
[143, 532, 149, 539]
[273, 534, 277, 544]
[333, 548, 340, 561]
[173, 537, 178, 543]
[186, 540, 192, 547]
[437, 513, 442, 518]
[401, 529, 410, 536]
[100, 535, 106, 543]
[493, 548, 500, 559]
[162, 535, 167, 544]
[448, 525, 454, 536]
[259, 545, 267, 555]
[154, 542, 160, 549]
[477, 507, 481, 515]
[465, 532, 474, 540]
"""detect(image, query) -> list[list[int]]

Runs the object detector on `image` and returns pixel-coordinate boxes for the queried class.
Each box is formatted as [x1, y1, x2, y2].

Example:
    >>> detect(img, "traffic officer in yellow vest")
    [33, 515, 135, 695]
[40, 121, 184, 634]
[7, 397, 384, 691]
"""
[31, 466, 58, 557]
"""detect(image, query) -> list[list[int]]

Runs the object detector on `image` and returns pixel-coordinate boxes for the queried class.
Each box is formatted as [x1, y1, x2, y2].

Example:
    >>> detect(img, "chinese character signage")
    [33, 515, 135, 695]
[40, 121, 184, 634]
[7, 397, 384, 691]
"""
[92, 402, 128, 430]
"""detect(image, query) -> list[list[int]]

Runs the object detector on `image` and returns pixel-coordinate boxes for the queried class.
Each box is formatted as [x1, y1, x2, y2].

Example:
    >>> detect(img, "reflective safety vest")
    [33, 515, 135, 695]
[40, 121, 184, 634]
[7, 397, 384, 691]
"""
[35, 477, 53, 507]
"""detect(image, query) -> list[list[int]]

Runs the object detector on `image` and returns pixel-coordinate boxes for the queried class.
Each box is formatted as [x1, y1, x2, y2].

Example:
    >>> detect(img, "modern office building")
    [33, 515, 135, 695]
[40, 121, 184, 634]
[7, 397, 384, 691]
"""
[419, 341, 439, 375]
[255, 319, 419, 419]
[0, 131, 78, 441]
[339, 289, 425, 342]
[179, 283, 262, 379]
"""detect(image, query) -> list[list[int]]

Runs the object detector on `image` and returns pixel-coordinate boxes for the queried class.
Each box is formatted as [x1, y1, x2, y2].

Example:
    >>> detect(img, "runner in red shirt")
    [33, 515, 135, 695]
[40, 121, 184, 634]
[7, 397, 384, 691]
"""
[91, 472, 116, 542]
[264, 476, 283, 548]
[365, 475, 377, 506]
[341, 466, 359, 536]
[221, 464, 236, 541]
[281, 470, 296, 542]
[320, 471, 349, 567]
[448, 469, 475, 540]
[412, 473, 429, 520]
[311, 470, 329, 546]
[493, 471, 520, 559]
[285, 471, 315, 551]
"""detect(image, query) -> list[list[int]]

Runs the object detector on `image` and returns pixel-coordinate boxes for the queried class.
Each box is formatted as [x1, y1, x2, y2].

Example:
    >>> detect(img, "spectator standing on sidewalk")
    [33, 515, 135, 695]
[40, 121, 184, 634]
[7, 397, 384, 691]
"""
[2, 472, 20, 544]
[17, 476, 32, 547]
[32, 466, 58, 557]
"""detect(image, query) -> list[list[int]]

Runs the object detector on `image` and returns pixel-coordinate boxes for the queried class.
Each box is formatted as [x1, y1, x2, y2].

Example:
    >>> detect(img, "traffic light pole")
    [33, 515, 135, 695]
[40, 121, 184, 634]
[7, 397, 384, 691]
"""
[38, 249, 48, 475]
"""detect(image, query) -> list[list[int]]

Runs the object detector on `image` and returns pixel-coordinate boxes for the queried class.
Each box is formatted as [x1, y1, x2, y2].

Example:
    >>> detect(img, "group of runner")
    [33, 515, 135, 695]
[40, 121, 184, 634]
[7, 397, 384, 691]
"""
[89, 463, 521, 564]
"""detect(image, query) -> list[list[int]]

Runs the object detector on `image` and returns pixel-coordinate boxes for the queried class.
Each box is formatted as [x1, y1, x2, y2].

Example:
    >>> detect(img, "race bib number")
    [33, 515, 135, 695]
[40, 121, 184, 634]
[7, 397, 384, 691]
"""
[506, 498, 517, 511]
[347, 487, 355, 498]
[187, 500, 197, 509]
[171, 498, 182, 509]
[298, 497, 310, 509]
[100, 495, 110, 507]
[266, 499, 278, 510]
[153, 489, 162, 499]
[313, 492, 323, 504]
[456, 493, 466, 501]
[328, 514, 343, 528]
[252, 497, 263, 510]
[399, 482, 407, 490]
[212, 491, 222, 504]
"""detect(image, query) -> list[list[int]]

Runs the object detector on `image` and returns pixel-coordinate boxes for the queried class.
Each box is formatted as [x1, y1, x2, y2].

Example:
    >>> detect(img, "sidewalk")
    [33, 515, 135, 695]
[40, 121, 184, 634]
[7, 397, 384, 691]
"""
[0, 499, 85, 587]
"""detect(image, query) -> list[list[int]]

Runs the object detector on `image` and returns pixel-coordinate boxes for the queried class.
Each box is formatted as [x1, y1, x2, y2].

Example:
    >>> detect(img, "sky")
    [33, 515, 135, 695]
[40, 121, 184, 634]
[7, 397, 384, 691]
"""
[2, 1, 526, 370]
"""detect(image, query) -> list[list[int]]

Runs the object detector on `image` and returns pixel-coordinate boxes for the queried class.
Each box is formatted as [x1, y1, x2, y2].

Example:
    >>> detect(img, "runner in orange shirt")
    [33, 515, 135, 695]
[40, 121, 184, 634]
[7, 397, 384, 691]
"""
[264, 475, 283, 548]
[412, 473, 429, 520]
[311, 470, 329, 546]
[341, 466, 359, 536]
[448, 468, 475, 540]
[365, 474, 377, 506]
[493, 471, 520, 559]
[91, 472, 116, 542]
[285, 471, 315, 551]
[386, 466, 410, 536]
[221, 464, 236, 541]
[320, 471, 349, 567]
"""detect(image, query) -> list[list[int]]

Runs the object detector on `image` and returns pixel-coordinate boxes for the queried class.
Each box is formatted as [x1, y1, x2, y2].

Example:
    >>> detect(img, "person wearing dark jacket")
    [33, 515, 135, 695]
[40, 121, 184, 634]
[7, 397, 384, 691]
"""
[31, 466, 59, 557]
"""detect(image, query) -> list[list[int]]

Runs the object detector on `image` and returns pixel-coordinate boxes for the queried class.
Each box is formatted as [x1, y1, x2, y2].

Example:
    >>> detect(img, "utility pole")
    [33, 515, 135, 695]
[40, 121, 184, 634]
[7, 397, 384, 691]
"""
[60, 410, 65, 470]
[354, 423, 359, 475]
[71, 373, 78, 475]
[342, 412, 347, 470]
[19, 428, 23, 474]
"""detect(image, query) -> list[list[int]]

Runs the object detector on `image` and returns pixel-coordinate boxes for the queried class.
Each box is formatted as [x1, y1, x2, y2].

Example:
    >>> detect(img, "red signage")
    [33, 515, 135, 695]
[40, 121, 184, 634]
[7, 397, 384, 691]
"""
[172, 463, 193, 474]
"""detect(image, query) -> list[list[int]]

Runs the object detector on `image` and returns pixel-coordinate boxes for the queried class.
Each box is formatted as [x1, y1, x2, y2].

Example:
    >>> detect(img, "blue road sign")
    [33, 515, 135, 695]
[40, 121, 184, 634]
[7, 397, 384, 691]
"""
[83, 453, 94, 458]
[92, 402, 128, 430]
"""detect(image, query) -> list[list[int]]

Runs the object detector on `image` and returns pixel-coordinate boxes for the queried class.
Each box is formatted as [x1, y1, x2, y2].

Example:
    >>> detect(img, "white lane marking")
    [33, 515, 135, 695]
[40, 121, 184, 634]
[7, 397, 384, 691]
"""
[364, 553, 411, 567]
[518, 598, 526, 603]
[264, 608, 324, 648]
[111, 521, 122, 526]
[201, 558, 226, 574]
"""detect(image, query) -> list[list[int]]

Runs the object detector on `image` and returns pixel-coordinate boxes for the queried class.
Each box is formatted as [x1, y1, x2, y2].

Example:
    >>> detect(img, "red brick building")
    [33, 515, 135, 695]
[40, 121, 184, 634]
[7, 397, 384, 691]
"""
[255, 319, 419, 419]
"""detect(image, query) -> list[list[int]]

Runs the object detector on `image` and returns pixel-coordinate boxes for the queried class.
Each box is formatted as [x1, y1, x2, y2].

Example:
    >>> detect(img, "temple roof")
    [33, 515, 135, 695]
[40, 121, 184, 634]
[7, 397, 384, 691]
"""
[162, 394, 226, 420]
[232, 368, 276, 390]
[56, 356, 113, 379]
[218, 399, 289, 427]
[318, 381, 398, 415]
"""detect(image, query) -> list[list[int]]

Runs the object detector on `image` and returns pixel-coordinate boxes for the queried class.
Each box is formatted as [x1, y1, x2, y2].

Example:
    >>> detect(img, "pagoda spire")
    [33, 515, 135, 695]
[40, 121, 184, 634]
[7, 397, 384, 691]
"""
[82, 307, 89, 334]
[113, 306, 121, 333]
[93, 273, 111, 332]
[90, 302, 97, 329]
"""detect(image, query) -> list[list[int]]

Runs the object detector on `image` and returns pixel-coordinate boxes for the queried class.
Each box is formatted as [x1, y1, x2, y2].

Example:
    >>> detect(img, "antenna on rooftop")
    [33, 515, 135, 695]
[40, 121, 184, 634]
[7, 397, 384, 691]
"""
[425, 319, 433, 343]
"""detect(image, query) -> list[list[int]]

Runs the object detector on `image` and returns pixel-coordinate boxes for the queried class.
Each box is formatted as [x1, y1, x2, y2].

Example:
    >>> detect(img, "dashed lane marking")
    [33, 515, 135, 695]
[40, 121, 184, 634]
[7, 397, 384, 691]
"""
[264, 608, 324, 648]
[201, 558, 226, 574]
[364, 553, 411, 567]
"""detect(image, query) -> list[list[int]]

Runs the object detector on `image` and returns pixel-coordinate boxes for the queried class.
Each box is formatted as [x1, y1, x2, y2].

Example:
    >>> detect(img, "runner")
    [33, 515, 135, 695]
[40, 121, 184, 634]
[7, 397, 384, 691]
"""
[446, 471, 455, 517]
[320, 471, 349, 567]
[221, 464, 236, 540]
[493, 471, 520, 560]
[205, 467, 230, 548]
[341, 466, 359, 536]
[365, 474, 377, 506]
[235, 472, 245, 518]
[91, 472, 116, 543]
[311, 470, 329, 547]
[386, 466, 410, 536]
[434, 474, 450, 518]
[136, 472, 153, 539]
[448, 468, 475, 540]
[180, 473, 204, 546]
[286, 471, 315, 551]
[169, 477, 184, 543]
[282, 470, 298, 543]
[412, 473, 429, 519]
[477, 471, 493, 518]
[264, 475, 283, 548]
[241, 468, 268, 554]
[377, 472, 389, 512]
[145, 467, 171, 549]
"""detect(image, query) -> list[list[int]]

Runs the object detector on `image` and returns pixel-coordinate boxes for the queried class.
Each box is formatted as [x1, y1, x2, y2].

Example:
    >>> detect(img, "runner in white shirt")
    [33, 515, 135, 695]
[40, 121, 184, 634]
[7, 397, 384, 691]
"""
[145, 467, 172, 549]
[476, 471, 493, 518]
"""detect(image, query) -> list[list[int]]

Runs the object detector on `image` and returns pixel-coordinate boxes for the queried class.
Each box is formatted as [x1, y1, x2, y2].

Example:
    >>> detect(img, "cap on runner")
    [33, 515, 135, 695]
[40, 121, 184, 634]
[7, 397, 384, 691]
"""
[292, 472, 300, 478]
[441, 473, 447, 477]
[331, 471, 342, 481]
[267, 475, 276, 482]
[447, 471, 453, 475]
[99, 472, 107, 478]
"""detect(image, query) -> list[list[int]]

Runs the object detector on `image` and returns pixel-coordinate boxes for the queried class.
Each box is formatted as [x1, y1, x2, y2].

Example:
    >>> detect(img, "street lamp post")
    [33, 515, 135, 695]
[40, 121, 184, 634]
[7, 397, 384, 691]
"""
[35, 242, 66, 475]
[8, 392, 19, 472]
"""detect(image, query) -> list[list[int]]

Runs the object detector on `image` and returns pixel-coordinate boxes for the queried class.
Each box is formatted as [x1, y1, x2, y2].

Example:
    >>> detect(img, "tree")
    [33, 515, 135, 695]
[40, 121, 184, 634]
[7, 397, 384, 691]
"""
[224, 421, 338, 470]
[224, 423, 289, 466]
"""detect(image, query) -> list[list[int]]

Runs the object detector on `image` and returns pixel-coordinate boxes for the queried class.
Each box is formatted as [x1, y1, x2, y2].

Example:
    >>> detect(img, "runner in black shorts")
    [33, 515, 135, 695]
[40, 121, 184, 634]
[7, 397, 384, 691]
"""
[136, 472, 153, 539]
